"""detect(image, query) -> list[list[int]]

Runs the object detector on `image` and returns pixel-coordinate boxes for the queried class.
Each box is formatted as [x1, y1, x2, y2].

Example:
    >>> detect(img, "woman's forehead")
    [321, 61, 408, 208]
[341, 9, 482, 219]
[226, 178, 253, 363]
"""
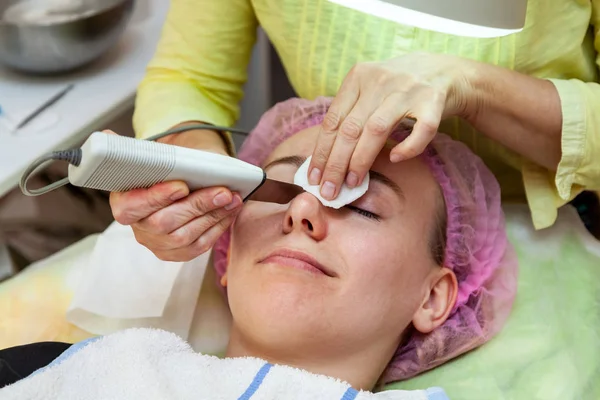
[266, 126, 320, 161]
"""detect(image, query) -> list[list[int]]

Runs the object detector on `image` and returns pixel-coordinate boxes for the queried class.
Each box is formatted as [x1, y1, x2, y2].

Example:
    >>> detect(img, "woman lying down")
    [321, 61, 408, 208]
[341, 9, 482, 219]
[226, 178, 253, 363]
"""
[0, 98, 518, 399]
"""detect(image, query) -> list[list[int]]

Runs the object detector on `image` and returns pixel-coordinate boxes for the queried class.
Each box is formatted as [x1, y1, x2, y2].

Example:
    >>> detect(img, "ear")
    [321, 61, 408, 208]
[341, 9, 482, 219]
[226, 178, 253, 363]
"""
[412, 268, 458, 334]
[220, 272, 228, 287]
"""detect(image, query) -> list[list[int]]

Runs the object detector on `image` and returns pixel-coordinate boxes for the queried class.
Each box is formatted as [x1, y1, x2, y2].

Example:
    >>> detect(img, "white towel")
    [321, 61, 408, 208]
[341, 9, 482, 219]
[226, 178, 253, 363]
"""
[0, 328, 448, 400]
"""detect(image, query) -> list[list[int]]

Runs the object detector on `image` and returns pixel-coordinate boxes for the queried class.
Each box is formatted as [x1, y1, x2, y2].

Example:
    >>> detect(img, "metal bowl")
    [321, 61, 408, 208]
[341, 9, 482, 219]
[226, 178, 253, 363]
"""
[0, 0, 135, 74]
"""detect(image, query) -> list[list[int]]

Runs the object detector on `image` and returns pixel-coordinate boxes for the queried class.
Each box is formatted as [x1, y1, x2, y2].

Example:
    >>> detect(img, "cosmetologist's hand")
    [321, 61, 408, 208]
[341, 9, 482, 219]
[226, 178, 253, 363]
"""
[308, 52, 476, 200]
[106, 128, 243, 262]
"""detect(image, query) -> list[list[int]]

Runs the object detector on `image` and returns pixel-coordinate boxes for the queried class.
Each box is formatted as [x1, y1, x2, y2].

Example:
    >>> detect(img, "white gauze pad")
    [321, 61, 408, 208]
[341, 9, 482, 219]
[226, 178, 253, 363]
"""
[294, 156, 369, 209]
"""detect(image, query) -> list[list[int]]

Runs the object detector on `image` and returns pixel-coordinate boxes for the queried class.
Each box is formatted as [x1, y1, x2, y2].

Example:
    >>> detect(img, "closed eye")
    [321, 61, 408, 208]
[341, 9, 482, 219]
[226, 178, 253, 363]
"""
[345, 205, 380, 221]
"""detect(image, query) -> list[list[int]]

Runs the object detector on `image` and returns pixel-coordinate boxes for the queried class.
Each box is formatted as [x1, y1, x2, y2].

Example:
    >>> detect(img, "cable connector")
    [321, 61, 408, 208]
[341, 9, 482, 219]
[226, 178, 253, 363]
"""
[51, 149, 82, 166]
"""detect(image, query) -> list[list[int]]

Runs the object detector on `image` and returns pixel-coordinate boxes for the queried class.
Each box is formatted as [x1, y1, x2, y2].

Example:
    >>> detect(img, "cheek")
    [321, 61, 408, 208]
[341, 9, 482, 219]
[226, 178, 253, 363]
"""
[345, 237, 408, 289]
[341, 226, 432, 310]
[228, 204, 282, 268]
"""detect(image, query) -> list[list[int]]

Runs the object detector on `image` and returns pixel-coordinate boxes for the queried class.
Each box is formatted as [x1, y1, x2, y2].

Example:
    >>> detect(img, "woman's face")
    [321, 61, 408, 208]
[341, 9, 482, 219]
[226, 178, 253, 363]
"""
[225, 126, 447, 360]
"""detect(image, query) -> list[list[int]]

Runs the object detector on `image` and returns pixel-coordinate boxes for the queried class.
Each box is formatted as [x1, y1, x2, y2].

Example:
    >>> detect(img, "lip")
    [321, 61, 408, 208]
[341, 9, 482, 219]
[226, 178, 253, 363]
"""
[260, 249, 336, 277]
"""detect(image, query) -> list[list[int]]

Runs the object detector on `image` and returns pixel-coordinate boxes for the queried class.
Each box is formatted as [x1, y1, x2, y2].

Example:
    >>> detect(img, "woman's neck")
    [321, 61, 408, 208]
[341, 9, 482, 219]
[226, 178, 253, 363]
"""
[225, 325, 393, 391]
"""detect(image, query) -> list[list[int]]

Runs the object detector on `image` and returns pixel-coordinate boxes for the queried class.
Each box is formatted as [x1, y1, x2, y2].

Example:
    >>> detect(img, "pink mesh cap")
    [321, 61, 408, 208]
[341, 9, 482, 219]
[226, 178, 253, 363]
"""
[213, 97, 518, 384]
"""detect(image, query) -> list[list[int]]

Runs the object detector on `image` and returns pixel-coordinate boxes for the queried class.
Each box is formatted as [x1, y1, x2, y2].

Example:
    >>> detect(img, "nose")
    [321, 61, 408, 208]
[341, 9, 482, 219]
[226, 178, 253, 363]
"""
[282, 192, 327, 241]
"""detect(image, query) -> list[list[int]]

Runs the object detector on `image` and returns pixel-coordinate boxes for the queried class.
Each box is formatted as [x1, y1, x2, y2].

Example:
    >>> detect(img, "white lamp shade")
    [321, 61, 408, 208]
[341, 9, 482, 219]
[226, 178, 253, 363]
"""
[327, 0, 528, 38]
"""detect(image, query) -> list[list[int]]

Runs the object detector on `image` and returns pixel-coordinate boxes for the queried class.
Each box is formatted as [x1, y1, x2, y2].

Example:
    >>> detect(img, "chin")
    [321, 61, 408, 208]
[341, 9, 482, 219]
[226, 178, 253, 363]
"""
[228, 277, 328, 338]
[230, 300, 324, 353]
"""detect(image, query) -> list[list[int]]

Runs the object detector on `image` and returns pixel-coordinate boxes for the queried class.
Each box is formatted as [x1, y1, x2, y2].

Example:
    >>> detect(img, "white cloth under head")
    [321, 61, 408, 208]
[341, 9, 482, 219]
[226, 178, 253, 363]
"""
[294, 156, 369, 209]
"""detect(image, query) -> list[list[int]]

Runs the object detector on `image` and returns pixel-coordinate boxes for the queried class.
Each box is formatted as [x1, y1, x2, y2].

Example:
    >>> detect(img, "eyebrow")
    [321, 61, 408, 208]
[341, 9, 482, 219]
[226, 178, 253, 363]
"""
[264, 155, 405, 200]
[263, 155, 306, 169]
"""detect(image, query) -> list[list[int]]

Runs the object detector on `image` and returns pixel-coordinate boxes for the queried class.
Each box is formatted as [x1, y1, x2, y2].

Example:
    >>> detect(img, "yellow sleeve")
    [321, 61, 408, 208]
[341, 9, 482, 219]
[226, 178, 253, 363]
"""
[524, 3, 600, 229]
[132, 0, 258, 153]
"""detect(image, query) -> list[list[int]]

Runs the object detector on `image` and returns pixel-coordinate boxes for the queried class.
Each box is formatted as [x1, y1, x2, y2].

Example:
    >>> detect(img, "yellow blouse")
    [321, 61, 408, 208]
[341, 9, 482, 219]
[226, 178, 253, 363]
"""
[134, 0, 600, 229]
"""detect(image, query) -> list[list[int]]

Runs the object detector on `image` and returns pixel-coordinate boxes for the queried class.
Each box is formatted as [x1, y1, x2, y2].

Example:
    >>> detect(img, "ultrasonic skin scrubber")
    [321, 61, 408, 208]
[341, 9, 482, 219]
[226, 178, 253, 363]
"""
[19, 124, 303, 204]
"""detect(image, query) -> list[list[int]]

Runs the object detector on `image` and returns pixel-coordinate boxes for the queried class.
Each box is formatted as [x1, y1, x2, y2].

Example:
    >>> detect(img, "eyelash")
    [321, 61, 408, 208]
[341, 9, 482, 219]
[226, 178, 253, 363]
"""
[346, 205, 380, 221]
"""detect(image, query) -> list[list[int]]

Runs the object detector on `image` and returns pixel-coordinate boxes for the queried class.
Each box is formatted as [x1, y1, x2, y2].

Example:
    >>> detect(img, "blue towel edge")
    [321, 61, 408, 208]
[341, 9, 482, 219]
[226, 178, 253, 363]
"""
[28, 336, 102, 378]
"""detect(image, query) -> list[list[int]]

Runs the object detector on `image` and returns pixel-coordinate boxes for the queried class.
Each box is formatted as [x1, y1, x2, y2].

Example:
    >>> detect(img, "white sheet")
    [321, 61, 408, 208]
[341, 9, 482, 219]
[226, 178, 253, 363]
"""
[66, 221, 208, 339]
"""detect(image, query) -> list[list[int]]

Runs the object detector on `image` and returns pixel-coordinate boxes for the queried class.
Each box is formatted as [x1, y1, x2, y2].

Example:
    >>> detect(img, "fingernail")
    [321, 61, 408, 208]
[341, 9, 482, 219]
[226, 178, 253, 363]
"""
[213, 191, 231, 207]
[308, 168, 321, 185]
[170, 190, 187, 201]
[225, 194, 243, 211]
[321, 181, 336, 200]
[346, 172, 359, 188]
[390, 153, 404, 163]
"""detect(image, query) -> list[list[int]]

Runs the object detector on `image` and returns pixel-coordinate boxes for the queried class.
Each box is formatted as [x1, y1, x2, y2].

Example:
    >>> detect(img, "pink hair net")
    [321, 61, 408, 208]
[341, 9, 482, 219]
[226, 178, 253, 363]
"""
[213, 97, 518, 384]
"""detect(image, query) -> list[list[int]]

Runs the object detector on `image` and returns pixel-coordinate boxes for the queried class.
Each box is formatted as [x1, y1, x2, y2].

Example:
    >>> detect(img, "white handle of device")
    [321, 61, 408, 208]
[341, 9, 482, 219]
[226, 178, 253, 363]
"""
[67, 132, 266, 199]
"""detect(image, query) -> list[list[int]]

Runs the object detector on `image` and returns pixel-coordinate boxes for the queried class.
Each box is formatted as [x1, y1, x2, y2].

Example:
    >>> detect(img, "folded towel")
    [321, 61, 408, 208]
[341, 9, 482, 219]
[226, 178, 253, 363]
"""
[0, 328, 449, 400]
